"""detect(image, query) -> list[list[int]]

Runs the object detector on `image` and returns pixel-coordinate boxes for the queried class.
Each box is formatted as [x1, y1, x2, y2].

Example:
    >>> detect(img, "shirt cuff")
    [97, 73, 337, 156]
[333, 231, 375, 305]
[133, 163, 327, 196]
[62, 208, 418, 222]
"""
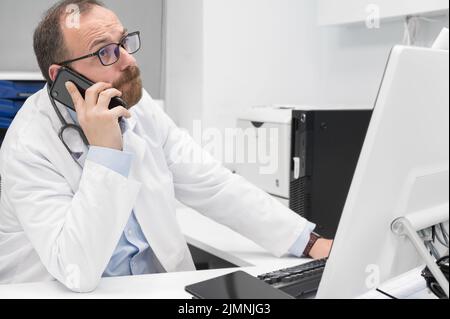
[87, 146, 134, 177]
[288, 222, 316, 257]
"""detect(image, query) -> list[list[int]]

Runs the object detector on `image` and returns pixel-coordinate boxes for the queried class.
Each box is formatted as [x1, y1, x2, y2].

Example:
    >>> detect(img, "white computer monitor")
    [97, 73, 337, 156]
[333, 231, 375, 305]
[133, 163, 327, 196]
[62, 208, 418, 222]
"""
[316, 45, 449, 299]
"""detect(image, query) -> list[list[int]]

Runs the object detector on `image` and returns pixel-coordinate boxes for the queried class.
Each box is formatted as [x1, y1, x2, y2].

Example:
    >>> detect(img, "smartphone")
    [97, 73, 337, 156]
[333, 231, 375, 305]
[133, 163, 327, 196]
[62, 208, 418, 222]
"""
[49, 67, 128, 111]
[185, 271, 294, 299]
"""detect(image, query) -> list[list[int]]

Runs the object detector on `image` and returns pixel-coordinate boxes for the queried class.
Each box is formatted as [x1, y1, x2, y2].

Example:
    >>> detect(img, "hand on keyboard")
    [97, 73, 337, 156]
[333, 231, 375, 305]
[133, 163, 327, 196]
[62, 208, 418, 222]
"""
[309, 239, 333, 260]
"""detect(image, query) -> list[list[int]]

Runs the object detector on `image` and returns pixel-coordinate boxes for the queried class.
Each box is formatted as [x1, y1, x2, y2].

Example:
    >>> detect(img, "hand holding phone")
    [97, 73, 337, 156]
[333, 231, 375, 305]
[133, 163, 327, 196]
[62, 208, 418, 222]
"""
[51, 67, 131, 151]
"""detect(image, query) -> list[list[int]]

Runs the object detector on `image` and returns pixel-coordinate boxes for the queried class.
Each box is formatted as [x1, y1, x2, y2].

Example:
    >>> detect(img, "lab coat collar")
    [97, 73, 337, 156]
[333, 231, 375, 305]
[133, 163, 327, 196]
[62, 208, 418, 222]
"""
[38, 85, 88, 167]
[40, 84, 75, 132]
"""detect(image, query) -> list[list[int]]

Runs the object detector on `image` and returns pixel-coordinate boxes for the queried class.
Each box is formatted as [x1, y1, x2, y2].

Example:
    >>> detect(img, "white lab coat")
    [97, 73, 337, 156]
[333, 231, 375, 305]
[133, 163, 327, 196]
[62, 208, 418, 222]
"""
[0, 87, 309, 292]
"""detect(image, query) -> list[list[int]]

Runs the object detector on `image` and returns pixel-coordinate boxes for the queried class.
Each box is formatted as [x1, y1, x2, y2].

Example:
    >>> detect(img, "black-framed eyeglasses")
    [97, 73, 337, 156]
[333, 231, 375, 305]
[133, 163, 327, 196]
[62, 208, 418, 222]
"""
[57, 31, 141, 67]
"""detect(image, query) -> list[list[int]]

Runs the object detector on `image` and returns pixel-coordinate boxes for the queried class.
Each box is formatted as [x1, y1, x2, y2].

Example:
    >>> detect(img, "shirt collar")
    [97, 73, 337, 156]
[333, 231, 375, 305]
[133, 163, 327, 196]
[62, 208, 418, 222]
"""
[67, 108, 78, 124]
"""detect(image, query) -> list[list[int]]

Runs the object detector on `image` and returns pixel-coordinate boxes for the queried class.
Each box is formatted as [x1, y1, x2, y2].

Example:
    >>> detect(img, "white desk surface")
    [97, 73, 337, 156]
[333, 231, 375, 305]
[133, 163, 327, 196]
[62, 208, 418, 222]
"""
[0, 207, 433, 299]
[0, 208, 304, 299]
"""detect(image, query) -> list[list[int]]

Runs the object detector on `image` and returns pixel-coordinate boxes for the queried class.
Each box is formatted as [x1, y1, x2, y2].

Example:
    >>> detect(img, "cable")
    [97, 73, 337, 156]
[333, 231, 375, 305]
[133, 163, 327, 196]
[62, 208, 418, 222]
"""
[435, 224, 449, 248]
[376, 288, 398, 299]
[402, 14, 447, 47]
[421, 229, 441, 259]
[402, 15, 419, 46]
[419, 225, 449, 299]
[427, 242, 441, 260]
[442, 223, 449, 238]
[422, 256, 449, 299]
[402, 16, 411, 45]
[439, 223, 449, 244]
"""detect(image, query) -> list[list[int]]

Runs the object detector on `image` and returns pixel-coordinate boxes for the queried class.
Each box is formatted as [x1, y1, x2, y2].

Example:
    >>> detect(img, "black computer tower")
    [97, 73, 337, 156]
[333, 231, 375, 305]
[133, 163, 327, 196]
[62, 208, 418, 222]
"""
[289, 109, 372, 238]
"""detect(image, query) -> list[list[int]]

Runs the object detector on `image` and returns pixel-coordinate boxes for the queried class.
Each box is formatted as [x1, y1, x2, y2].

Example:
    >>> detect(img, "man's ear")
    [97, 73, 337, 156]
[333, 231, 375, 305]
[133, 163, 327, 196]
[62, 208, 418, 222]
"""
[48, 64, 62, 82]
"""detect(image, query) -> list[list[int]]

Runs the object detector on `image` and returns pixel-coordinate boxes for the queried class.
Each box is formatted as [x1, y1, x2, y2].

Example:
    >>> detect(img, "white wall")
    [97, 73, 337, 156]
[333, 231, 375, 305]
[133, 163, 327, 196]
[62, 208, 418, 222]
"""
[165, 0, 449, 134]
[165, 0, 320, 133]
[202, 0, 320, 133]
[165, 0, 204, 132]
[317, 14, 449, 107]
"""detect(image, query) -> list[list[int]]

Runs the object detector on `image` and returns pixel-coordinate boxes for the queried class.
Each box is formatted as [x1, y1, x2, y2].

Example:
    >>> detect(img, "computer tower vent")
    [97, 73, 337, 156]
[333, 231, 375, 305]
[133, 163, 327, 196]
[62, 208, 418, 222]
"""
[289, 176, 311, 218]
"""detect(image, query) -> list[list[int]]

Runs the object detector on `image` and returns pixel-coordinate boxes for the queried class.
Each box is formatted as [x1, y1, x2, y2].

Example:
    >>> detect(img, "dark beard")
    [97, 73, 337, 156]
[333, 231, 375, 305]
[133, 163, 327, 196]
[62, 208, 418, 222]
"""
[113, 66, 143, 109]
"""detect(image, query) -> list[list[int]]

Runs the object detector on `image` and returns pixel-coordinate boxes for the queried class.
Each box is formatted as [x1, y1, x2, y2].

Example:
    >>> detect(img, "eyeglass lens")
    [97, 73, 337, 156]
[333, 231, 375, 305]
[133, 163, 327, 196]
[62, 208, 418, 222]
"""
[98, 33, 140, 66]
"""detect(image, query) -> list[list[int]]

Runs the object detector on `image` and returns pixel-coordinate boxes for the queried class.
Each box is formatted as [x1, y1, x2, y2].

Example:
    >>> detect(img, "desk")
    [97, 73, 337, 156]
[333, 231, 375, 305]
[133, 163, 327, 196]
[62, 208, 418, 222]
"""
[0, 207, 433, 299]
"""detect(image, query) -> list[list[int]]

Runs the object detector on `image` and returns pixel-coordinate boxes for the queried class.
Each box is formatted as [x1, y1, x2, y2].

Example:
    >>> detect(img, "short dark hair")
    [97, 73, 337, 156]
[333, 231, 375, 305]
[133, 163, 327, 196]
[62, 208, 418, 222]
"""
[33, 0, 105, 83]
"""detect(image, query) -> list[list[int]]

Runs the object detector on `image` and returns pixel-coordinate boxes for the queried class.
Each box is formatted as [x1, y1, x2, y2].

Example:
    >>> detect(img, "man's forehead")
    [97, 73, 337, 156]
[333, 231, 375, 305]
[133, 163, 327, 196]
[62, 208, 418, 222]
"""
[80, 7, 121, 29]
[62, 6, 124, 50]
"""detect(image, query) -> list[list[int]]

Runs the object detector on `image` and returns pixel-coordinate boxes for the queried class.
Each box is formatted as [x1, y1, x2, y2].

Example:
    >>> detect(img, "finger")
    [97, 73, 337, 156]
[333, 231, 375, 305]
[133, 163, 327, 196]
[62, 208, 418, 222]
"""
[65, 82, 85, 114]
[96, 88, 123, 110]
[110, 106, 132, 119]
[85, 82, 112, 108]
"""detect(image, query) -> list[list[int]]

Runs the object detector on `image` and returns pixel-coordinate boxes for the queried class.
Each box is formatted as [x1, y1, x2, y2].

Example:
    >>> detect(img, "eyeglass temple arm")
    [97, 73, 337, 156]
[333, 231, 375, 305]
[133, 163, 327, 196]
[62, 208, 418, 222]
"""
[57, 53, 97, 66]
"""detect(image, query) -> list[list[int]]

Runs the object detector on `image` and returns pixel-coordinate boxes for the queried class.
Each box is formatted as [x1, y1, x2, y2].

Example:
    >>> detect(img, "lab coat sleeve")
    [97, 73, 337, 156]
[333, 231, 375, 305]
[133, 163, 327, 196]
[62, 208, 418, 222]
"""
[152, 105, 310, 258]
[2, 145, 141, 292]
[288, 221, 316, 257]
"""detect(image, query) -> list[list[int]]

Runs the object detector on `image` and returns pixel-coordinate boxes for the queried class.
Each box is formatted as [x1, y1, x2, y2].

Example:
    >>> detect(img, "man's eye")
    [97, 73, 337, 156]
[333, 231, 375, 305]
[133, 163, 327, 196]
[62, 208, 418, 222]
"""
[99, 49, 107, 57]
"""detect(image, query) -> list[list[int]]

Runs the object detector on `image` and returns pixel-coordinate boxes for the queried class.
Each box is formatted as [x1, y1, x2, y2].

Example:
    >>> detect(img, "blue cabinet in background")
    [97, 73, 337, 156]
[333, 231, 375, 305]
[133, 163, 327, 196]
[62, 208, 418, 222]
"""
[0, 79, 46, 146]
[0, 81, 46, 99]
[0, 99, 25, 118]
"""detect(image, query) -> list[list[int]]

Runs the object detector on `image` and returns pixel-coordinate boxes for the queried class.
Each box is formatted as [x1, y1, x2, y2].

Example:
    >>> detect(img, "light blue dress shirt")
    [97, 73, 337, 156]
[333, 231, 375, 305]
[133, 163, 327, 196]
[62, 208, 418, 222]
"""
[67, 108, 315, 277]
[67, 109, 165, 277]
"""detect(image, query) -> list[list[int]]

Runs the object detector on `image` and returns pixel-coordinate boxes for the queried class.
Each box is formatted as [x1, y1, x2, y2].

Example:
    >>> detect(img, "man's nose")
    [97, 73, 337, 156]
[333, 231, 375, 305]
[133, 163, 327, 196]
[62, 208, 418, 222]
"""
[118, 47, 137, 70]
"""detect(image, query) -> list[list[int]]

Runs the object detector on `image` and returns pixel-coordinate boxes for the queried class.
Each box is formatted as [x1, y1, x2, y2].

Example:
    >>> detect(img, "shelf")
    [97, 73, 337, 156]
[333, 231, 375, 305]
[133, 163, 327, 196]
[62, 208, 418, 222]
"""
[318, 0, 449, 26]
[0, 72, 45, 81]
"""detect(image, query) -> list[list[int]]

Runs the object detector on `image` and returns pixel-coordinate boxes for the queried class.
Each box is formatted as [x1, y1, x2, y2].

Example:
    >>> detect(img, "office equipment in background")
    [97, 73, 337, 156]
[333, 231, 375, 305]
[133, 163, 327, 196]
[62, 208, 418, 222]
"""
[236, 106, 372, 238]
[0, 72, 46, 146]
[289, 108, 372, 238]
[258, 257, 328, 299]
[250, 45, 448, 300]
[421, 256, 449, 299]
[185, 270, 294, 299]
[316, 45, 449, 298]
[235, 107, 293, 206]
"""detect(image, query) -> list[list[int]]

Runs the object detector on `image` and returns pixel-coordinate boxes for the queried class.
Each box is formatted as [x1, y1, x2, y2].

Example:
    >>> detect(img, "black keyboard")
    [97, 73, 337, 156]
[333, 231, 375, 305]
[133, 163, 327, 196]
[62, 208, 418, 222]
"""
[257, 258, 327, 299]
